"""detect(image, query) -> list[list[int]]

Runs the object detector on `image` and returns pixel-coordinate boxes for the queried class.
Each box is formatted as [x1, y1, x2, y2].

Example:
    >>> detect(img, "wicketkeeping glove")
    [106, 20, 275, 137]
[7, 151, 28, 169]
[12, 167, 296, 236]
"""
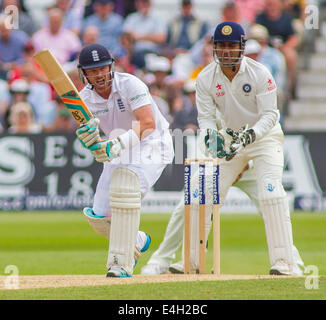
[88, 138, 124, 162]
[225, 124, 256, 161]
[76, 118, 101, 148]
[204, 128, 226, 159]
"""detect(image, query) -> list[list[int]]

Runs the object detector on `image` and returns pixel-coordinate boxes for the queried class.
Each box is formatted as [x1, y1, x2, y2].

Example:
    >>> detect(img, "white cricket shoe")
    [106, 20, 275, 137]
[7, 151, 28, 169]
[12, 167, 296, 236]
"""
[169, 261, 185, 274]
[134, 231, 151, 267]
[106, 266, 132, 278]
[270, 260, 303, 276]
[141, 264, 168, 275]
[169, 260, 199, 274]
[168, 260, 199, 274]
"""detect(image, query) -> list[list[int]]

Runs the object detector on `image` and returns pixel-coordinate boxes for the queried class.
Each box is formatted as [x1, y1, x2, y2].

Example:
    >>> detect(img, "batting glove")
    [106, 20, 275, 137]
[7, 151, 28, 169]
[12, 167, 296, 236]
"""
[76, 118, 101, 148]
[204, 128, 226, 159]
[88, 138, 124, 162]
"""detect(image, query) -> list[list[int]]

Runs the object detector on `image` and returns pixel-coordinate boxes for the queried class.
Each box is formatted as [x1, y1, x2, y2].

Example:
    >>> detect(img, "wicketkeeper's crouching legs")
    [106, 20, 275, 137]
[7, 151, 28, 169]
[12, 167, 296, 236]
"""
[254, 154, 304, 275]
[142, 160, 304, 275]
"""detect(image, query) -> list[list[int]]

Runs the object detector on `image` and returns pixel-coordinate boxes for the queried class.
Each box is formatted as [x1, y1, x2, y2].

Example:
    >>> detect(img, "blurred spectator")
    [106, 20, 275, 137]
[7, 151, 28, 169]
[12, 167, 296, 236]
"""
[123, 0, 167, 55]
[233, 0, 265, 25]
[0, 14, 29, 78]
[0, 78, 10, 126]
[54, 0, 84, 36]
[248, 24, 287, 93]
[119, 31, 146, 70]
[83, 0, 123, 54]
[22, 0, 56, 27]
[9, 42, 50, 84]
[244, 38, 263, 60]
[1, 0, 37, 36]
[222, 1, 241, 23]
[171, 79, 198, 132]
[189, 28, 213, 67]
[283, 0, 307, 21]
[4, 78, 31, 129]
[171, 34, 213, 85]
[7, 77, 53, 127]
[148, 84, 173, 124]
[67, 68, 85, 92]
[114, 49, 136, 74]
[166, 0, 208, 55]
[82, 25, 99, 46]
[244, 36, 287, 120]
[189, 37, 213, 80]
[256, 0, 299, 98]
[220, 1, 252, 32]
[32, 8, 82, 64]
[84, 0, 136, 18]
[8, 101, 42, 133]
[43, 95, 77, 133]
[145, 54, 181, 116]
[283, 0, 306, 46]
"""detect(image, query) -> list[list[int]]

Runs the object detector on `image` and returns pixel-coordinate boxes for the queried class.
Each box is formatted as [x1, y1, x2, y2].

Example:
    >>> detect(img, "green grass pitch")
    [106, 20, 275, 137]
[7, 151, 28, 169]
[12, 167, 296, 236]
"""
[0, 211, 325, 300]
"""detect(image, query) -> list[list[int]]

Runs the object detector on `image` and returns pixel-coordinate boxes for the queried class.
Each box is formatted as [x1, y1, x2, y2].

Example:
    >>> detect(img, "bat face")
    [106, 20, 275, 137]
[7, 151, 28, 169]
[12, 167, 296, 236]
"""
[33, 49, 93, 125]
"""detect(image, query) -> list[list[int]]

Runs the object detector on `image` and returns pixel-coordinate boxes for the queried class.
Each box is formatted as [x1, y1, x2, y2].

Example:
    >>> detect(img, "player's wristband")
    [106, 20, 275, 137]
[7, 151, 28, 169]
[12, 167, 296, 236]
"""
[118, 129, 140, 149]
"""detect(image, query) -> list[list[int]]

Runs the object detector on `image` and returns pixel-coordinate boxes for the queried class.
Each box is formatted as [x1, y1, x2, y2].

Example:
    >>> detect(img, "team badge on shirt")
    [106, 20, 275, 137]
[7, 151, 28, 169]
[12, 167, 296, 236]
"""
[117, 98, 125, 112]
[242, 83, 251, 95]
[222, 25, 232, 35]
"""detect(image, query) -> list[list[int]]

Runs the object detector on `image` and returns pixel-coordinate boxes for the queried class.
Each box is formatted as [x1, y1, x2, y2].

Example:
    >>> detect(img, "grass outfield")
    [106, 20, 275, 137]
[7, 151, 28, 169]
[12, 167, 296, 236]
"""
[0, 211, 325, 300]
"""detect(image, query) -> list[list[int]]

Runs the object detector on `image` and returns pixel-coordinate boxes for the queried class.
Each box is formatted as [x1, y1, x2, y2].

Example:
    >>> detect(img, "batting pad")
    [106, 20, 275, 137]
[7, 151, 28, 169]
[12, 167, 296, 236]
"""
[107, 167, 141, 275]
[259, 178, 294, 269]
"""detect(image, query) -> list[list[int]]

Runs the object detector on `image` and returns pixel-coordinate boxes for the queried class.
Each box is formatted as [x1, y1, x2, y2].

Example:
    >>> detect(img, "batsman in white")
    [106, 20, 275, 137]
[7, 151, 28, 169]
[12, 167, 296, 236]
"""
[76, 44, 174, 277]
[143, 21, 304, 276]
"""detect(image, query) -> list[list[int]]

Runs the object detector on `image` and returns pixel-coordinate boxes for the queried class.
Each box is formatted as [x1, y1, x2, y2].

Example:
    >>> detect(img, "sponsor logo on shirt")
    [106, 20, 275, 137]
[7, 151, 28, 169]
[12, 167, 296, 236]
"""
[267, 78, 276, 91]
[93, 109, 109, 116]
[117, 98, 125, 112]
[215, 83, 225, 97]
[130, 93, 147, 102]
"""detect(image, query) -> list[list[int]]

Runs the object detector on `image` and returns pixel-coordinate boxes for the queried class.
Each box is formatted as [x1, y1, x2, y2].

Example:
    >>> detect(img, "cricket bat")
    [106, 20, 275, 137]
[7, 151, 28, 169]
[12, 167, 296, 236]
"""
[33, 49, 93, 125]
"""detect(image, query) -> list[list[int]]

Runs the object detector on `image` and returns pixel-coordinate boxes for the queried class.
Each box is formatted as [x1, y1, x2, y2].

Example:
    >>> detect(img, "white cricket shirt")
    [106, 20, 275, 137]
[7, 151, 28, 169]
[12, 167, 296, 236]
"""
[196, 56, 281, 140]
[80, 72, 173, 164]
[80, 72, 170, 137]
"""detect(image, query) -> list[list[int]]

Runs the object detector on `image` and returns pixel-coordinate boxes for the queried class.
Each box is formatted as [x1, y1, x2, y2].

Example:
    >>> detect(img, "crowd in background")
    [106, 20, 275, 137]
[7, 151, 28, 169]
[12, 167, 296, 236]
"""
[0, 0, 309, 134]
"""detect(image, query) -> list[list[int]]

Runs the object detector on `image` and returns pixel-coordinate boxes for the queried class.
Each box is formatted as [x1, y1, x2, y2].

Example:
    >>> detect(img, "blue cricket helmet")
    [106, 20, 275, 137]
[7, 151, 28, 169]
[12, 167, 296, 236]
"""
[78, 43, 114, 70]
[213, 21, 246, 44]
[212, 21, 246, 68]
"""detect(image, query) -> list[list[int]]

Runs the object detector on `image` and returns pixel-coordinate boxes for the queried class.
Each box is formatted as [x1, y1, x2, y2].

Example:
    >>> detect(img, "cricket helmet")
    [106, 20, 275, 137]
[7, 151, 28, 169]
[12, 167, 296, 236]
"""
[212, 21, 246, 67]
[78, 43, 114, 70]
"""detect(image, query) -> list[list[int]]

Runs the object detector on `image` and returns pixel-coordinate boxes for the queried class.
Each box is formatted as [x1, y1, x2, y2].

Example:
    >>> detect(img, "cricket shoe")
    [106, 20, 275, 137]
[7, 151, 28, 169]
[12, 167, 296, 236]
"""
[141, 264, 168, 275]
[269, 260, 303, 276]
[168, 261, 199, 274]
[106, 266, 132, 278]
[134, 231, 151, 267]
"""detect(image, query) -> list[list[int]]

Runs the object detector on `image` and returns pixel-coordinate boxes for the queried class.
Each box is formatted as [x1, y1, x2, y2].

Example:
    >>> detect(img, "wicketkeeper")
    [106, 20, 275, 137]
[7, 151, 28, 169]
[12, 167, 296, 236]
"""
[143, 21, 305, 276]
